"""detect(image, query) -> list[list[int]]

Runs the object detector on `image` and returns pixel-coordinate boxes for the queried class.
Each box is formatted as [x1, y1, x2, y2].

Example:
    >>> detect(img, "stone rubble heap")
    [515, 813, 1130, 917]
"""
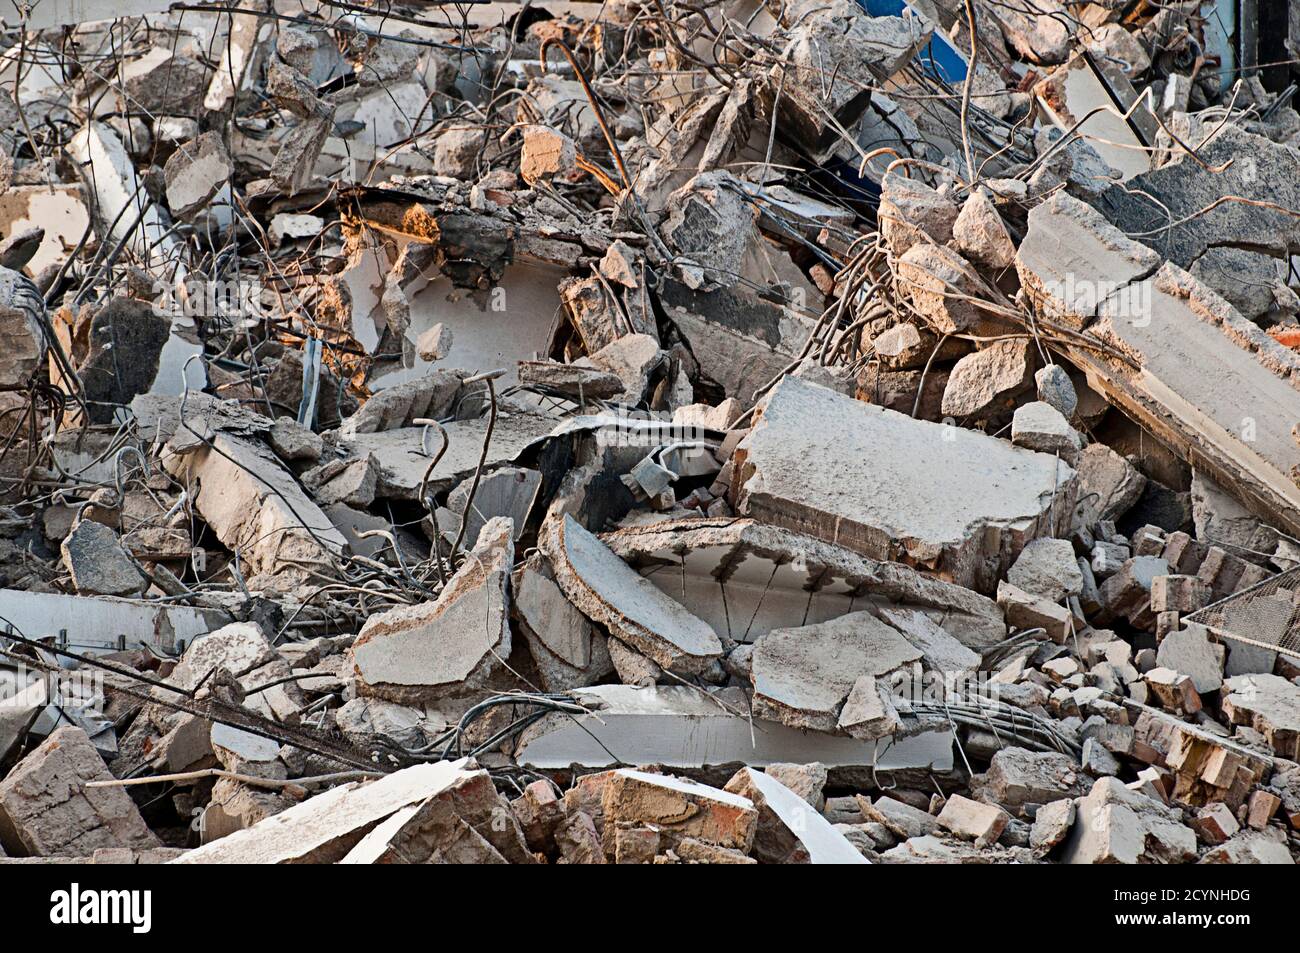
[1, 0, 1299, 865]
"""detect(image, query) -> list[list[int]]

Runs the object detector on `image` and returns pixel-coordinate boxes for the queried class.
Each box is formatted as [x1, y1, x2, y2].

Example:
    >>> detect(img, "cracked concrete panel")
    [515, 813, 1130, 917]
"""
[734, 376, 1077, 593]
[514, 684, 954, 775]
[600, 516, 1005, 649]
[541, 513, 723, 673]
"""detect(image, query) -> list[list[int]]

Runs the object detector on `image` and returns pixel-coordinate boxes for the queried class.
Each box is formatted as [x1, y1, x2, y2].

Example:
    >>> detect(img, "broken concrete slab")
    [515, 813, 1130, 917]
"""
[60, 520, 144, 597]
[173, 759, 476, 864]
[1021, 192, 1300, 538]
[735, 376, 1076, 593]
[750, 610, 922, 732]
[511, 554, 612, 692]
[876, 606, 981, 675]
[541, 513, 722, 674]
[1221, 674, 1300, 759]
[724, 767, 867, 864]
[0, 678, 47, 765]
[0, 588, 226, 655]
[352, 518, 513, 705]
[599, 516, 1005, 650]
[339, 413, 555, 501]
[657, 277, 817, 406]
[164, 431, 345, 581]
[514, 685, 955, 775]
[0, 726, 159, 857]
[341, 765, 532, 864]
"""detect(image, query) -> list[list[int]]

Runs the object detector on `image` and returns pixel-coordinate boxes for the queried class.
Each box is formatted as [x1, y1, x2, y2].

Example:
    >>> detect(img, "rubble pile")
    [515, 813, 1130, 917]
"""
[1, 0, 1300, 865]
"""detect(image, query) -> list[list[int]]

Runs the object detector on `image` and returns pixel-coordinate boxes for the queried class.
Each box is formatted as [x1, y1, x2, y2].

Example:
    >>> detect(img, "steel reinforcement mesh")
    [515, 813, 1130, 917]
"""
[1184, 566, 1300, 660]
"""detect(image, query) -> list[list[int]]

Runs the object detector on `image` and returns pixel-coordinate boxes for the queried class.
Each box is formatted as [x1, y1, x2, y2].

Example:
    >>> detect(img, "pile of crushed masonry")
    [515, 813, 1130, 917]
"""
[1, 0, 1299, 864]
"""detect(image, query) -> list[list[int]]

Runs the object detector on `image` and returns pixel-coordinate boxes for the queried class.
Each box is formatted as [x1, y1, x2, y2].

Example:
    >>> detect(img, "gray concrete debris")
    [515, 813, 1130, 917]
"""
[737, 376, 1076, 593]
[175, 759, 478, 863]
[937, 794, 1009, 848]
[164, 430, 345, 581]
[163, 132, 232, 221]
[0, 727, 159, 857]
[896, 243, 994, 334]
[60, 519, 144, 597]
[942, 339, 1035, 420]
[541, 513, 722, 674]
[974, 747, 1091, 809]
[1007, 537, 1083, 602]
[878, 172, 958, 257]
[352, 518, 513, 706]
[511, 554, 611, 692]
[514, 685, 954, 774]
[600, 516, 1005, 650]
[1034, 365, 1078, 419]
[952, 188, 1016, 272]
[1221, 675, 1300, 759]
[1062, 776, 1197, 864]
[1155, 626, 1224, 694]
[1010, 401, 1082, 462]
[750, 610, 922, 732]
[3, 0, 1299, 869]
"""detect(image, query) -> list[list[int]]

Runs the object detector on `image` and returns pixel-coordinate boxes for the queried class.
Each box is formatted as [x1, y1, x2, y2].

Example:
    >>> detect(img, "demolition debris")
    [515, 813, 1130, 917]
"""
[0, 0, 1299, 867]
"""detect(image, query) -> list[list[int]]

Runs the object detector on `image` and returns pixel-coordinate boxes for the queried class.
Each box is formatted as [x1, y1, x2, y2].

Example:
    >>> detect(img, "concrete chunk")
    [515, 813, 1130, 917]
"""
[1011, 401, 1082, 462]
[1007, 537, 1084, 602]
[976, 747, 1090, 809]
[1062, 776, 1197, 864]
[0, 727, 159, 857]
[952, 188, 1016, 271]
[941, 339, 1034, 419]
[602, 770, 756, 852]
[997, 580, 1071, 641]
[736, 377, 1076, 593]
[352, 518, 513, 705]
[163, 132, 232, 220]
[896, 243, 991, 334]
[1155, 626, 1223, 693]
[1074, 443, 1146, 525]
[856, 795, 939, 840]
[878, 172, 958, 257]
[725, 768, 867, 864]
[541, 514, 722, 673]
[173, 760, 476, 863]
[1221, 674, 1300, 759]
[938, 794, 1009, 848]
[750, 610, 921, 732]
[601, 516, 1006, 650]
[60, 520, 144, 597]
[163, 431, 345, 581]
